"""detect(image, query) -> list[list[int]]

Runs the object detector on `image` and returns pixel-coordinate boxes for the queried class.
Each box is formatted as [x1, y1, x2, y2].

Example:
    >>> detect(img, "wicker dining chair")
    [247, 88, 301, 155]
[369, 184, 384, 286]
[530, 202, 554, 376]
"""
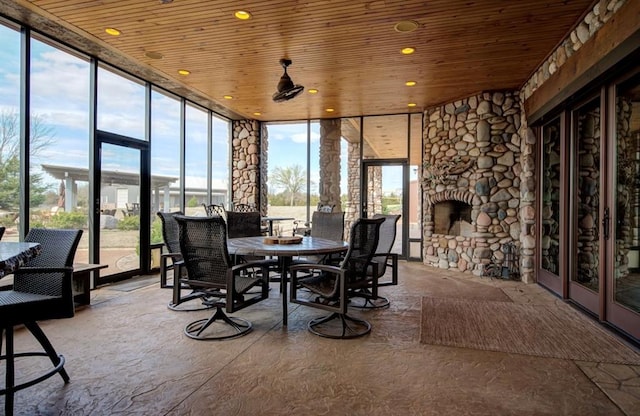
[157, 211, 211, 311]
[203, 203, 226, 218]
[174, 215, 270, 340]
[289, 217, 384, 339]
[0, 228, 82, 416]
[349, 214, 401, 309]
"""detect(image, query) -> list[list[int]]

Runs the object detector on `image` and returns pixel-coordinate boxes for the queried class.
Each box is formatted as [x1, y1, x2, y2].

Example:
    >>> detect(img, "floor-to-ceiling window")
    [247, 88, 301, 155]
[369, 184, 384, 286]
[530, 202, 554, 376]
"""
[0, 17, 232, 286]
[28, 36, 91, 260]
[184, 103, 208, 215]
[266, 121, 319, 236]
[211, 114, 230, 208]
[150, 88, 181, 211]
[0, 23, 20, 241]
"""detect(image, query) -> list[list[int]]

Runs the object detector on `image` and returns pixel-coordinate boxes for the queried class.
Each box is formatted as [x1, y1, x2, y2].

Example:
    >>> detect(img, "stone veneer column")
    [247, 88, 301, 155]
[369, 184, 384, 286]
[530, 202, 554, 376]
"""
[319, 119, 342, 211]
[366, 165, 383, 215]
[231, 120, 264, 213]
[345, 141, 361, 234]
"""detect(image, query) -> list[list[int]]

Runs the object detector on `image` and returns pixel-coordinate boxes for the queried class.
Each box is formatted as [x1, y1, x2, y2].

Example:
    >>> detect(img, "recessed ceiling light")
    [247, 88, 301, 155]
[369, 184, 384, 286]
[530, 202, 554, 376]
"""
[253, 112, 262, 116]
[160, 0, 173, 3]
[223, 95, 233, 100]
[105, 28, 121, 36]
[394, 20, 419, 33]
[401, 47, 415, 55]
[234, 10, 252, 20]
[325, 108, 335, 113]
[177, 69, 190, 75]
[407, 103, 417, 107]
[308, 89, 319, 94]
[145, 51, 164, 60]
[405, 81, 417, 86]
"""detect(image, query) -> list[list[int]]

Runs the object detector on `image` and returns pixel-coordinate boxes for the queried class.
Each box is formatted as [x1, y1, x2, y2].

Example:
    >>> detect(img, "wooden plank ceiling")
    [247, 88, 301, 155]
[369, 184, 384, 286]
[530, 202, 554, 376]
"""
[1, 0, 595, 162]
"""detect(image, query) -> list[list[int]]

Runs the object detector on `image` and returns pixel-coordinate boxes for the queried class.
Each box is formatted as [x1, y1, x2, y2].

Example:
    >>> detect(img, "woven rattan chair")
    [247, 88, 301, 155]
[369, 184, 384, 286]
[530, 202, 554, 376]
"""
[226, 211, 279, 272]
[174, 215, 270, 340]
[289, 217, 384, 339]
[232, 203, 256, 213]
[202, 203, 226, 218]
[157, 211, 211, 311]
[349, 214, 401, 309]
[0, 228, 82, 416]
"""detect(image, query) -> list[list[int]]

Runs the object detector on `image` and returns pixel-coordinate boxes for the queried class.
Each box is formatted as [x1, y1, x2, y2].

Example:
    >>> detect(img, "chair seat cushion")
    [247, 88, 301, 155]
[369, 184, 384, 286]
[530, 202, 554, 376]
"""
[0, 291, 70, 326]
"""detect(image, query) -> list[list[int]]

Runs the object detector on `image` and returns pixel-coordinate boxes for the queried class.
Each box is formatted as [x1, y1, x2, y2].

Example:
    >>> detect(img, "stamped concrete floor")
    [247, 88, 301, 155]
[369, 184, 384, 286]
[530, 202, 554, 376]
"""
[2, 262, 640, 415]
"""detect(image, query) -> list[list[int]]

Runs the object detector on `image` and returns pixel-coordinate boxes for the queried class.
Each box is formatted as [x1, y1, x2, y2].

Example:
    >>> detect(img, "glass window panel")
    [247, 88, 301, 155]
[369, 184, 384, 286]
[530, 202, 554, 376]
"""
[211, 114, 229, 208]
[184, 103, 208, 215]
[309, 121, 320, 207]
[541, 117, 561, 276]
[97, 65, 146, 140]
[266, 122, 309, 235]
[150, 88, 181, 252]
[614, 73, 640, 314]
[0, 23, 21, 241]
[29, 37, 90, 262]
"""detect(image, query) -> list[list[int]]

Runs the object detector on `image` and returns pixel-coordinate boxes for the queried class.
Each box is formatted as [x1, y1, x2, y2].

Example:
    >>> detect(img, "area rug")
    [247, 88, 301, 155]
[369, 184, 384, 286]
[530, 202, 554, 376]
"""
[420, 296, 640, 364]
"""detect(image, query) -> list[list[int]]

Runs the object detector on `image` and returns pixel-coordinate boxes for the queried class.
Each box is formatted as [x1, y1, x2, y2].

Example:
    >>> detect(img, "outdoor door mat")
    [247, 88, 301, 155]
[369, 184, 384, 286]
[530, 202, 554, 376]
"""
[420, 296, 640, 364]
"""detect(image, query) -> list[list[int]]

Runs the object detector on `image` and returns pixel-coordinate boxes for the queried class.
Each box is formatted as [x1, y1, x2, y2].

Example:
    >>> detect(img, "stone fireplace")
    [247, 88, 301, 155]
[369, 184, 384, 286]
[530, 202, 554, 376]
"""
[422, 91, 523, 276]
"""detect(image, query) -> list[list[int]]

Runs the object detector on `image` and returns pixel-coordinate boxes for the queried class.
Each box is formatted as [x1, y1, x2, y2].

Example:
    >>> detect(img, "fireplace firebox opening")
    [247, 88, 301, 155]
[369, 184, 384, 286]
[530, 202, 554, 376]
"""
[434, 201, 472, 236]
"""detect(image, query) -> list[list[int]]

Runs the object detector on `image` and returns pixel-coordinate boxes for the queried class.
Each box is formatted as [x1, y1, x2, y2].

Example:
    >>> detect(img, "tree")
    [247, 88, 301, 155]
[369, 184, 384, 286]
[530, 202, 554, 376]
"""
[0, 109, 55, 210]
[270, 164, 306, 206]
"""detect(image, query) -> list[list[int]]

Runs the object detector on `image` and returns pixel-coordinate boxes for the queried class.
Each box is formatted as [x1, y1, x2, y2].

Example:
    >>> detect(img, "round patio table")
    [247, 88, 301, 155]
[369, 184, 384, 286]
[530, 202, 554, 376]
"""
[228, 236, 348, 326]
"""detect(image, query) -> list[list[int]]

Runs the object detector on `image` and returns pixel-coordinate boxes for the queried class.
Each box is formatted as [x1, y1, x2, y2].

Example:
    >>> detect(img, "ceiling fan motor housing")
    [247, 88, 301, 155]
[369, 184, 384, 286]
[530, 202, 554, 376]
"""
[273, 58, 304, 102]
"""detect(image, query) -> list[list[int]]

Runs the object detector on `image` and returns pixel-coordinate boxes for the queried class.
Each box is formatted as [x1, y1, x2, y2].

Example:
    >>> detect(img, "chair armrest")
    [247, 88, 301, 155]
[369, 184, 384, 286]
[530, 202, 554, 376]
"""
[13, 266, 74, 296]
[161, 251, 182, 260]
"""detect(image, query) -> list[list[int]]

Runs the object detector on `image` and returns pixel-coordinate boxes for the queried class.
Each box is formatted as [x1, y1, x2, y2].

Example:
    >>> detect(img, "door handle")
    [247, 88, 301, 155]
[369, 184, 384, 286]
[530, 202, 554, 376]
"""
[602, 207, 610, 240]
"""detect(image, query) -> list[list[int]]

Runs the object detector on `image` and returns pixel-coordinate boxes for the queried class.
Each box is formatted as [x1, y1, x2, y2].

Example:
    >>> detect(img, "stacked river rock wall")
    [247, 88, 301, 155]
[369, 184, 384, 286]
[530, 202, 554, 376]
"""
[423, 91, 524, 277]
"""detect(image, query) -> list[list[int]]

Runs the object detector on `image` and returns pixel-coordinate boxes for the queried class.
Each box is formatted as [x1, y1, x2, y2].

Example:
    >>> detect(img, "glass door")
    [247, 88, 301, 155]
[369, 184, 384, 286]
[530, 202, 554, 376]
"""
[538, 115, 566, 296]
[362, 161, 406, 257]
[95, 132, 149, 285]
[569, 94, 604, 315]
[607, 71, 640, 340]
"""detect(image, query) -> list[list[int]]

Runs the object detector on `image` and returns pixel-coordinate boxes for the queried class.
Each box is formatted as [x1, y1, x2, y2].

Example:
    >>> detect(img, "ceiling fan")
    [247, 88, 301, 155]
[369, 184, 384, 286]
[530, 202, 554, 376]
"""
[272, 58, 304, 102]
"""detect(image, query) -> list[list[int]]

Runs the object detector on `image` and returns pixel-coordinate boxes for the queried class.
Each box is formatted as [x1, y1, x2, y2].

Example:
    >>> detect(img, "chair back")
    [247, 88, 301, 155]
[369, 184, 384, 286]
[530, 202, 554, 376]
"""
[24, 228, 83, 268]
[340, 217, 384, 282]
[226, 211, 262, 238]
[174, 215, 232, 288]
[18, 228, 82, 317]
[203, 203, 226, 217]
[0, 226, 5, 240]
[157, 211, 184, 255]
[317, 203, 335, 213]
[310, 211, 345, 241]
[233, 203, 256, 212]
[371, 214, 401, 276]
